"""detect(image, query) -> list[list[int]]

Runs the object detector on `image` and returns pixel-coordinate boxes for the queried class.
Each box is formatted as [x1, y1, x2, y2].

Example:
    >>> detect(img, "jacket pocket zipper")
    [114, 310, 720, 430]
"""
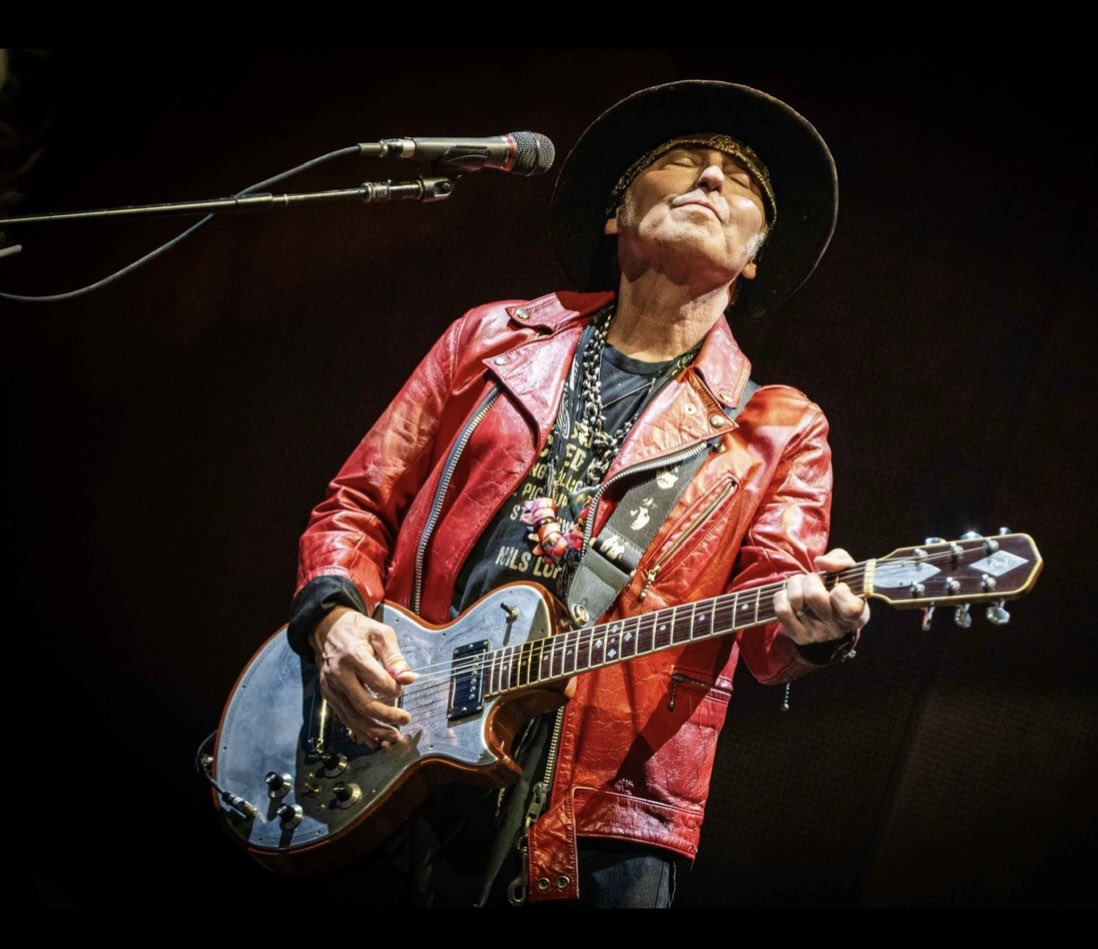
[637, 478, 737, 602]
[668, 673, 733, 711]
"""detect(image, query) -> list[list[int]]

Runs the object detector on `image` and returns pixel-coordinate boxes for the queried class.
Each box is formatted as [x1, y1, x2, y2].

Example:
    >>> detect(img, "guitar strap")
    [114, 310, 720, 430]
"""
[565, 379, 759, 627]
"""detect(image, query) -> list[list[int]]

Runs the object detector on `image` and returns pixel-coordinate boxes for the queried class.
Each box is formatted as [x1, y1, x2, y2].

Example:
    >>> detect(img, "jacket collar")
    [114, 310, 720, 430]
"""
[489, 292, 754, 467]
[488, 292, 612, 441]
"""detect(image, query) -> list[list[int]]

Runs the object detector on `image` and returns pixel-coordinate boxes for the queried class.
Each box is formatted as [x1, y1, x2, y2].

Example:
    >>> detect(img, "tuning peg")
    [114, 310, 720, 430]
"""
[921, 604, 936, 631]
[986, 600, 1011, 625]
[998, 526, 1011, 535]
[924, 536, 945, 545]
[961, 531, 982, 541]
[954, 603, 973, 629]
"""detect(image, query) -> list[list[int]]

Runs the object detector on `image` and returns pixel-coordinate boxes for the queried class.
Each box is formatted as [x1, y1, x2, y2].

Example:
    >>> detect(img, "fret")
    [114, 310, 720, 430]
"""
[604, 620, 622, 663]
[736, 590, 753, 629]
[653, 609, 673, 652]
[518, 642, 531, 687]
[621, 614, 639, 659]
[502, 645, 515, 691]
[535, 638, 551, 685]
[580, 625, 594, 672]
[691, 600, 708, 640]
[590, 623, 608, 670]
[563, 627, 577, 676]
[671, 604, 691, 645]
[763, 585, 779, 624]
[753, 586, 761, 625]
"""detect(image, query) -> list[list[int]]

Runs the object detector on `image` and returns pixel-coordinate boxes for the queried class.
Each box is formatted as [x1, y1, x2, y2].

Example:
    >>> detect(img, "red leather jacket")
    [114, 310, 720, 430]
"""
[296, 291, 833, 902]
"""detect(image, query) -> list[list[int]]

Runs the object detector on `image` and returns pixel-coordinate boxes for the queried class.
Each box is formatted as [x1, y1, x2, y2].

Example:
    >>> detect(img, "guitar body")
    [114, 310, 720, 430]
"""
[214, 582, 568, 873]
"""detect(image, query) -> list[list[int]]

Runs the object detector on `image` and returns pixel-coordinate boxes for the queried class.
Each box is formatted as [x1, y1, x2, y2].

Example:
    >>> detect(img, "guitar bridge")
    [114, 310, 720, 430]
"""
[449, 640, 489, 720]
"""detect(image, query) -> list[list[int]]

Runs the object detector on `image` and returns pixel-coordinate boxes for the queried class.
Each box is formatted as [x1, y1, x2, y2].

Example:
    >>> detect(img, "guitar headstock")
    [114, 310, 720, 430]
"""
[868, 532, 1042, 627]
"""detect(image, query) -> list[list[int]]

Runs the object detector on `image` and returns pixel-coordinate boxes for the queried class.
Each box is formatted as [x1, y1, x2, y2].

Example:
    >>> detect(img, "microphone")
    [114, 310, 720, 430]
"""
[359, 132, 555, 177]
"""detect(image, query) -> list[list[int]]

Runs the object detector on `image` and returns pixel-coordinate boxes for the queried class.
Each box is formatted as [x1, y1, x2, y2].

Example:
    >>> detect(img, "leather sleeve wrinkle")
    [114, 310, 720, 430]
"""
[730, 403, 834, 685]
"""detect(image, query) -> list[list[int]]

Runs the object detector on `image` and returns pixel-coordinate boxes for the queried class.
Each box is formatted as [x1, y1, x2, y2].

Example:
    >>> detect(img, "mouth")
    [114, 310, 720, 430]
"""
[672, 196, 723, 221]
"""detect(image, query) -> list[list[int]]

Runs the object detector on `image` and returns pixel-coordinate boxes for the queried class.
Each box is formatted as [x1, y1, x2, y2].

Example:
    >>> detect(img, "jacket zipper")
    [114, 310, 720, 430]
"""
[536, 439, 718, 819]
[412, 387, 501, 614]
[668, 672, 733, 711]
[637, 478, 736, 602]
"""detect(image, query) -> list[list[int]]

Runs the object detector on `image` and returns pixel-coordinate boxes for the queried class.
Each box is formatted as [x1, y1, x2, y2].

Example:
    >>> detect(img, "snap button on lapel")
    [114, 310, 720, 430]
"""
[709, 414, 727, 428]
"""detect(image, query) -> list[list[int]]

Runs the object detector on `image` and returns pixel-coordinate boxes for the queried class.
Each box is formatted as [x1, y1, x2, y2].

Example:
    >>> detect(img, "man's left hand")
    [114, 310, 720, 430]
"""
[773, 548, 869, 646]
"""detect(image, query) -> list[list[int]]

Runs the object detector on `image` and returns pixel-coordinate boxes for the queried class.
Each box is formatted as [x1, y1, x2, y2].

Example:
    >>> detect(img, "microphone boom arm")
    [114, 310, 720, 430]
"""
[0, 177, 455, 228]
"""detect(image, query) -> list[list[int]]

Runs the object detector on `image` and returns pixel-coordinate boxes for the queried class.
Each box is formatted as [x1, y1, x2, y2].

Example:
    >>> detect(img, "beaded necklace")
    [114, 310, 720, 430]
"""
[522, 306, 700, 593]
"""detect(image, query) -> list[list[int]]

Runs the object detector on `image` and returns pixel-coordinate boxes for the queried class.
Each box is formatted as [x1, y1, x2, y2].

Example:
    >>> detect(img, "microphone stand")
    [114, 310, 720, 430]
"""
[0, 176, 456, 228]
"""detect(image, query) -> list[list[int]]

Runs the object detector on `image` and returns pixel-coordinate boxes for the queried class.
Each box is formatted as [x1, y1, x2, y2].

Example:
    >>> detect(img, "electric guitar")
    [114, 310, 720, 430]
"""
[208, 532, 1042, 873]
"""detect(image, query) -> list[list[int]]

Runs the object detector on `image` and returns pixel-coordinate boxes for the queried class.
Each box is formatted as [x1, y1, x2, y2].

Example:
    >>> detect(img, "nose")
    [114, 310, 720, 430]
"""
[697, 164, 725, 193]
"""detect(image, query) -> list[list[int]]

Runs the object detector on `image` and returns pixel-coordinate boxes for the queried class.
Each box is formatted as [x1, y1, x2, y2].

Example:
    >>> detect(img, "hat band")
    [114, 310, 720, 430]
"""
[607, 134, 777, 226]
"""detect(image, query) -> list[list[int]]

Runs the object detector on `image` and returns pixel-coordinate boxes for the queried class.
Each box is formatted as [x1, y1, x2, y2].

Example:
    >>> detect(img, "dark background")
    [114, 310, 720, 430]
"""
[3, 49, 1094, 907]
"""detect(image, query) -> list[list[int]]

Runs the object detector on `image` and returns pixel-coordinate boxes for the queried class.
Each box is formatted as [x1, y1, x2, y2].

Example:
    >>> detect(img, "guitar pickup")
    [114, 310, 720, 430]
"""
[448, 640, 489, 720]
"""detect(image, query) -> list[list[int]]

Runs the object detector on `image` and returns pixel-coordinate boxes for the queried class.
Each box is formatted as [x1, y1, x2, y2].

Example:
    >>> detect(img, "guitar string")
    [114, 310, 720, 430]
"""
[334, 545, 1014, 720]
[392, 548, 1008, 714]
[383, 564, 869, 692]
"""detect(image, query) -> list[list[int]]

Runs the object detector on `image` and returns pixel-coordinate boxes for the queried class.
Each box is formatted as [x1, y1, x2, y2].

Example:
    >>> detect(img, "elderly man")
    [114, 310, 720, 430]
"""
[287, 80, 869, 907]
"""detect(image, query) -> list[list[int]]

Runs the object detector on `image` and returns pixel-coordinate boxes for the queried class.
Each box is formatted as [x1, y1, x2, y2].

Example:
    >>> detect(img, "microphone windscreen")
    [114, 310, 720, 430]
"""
[510, 132, 556, 176]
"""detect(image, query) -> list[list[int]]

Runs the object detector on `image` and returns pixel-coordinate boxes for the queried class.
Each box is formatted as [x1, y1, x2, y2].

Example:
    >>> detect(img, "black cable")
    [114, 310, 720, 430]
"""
[0, 144, 360, 303]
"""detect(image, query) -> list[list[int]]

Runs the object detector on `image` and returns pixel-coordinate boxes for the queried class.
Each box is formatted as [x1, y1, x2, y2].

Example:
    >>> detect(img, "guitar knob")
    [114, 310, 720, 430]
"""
[265, 771, 292, 799]
[954, 604, 973, 629]
[332, 782, 362, 809]
[276, 803, 303, 830]
[321, 752, 348, 777]
[986, 600, 1011, 625]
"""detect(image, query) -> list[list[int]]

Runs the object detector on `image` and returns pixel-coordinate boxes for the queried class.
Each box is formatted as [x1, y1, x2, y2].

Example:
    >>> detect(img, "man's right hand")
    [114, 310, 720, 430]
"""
[310, 606, 417, 748]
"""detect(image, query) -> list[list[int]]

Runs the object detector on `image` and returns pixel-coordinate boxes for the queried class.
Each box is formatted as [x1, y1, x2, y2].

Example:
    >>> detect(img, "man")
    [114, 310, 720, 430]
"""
[287, 81, 869, 906]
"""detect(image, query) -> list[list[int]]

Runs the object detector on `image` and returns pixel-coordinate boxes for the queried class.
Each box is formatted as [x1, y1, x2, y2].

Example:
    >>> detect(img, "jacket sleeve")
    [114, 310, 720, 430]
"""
[289, 313, 466, 652]
[731, 400, 840, 684]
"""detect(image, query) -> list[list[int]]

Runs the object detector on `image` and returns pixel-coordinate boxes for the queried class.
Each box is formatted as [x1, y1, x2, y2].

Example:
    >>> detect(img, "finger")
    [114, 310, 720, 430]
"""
[368, 624, 417, 687]
[324, 656, 411, 730]
[784, 574, 806, 614]
[801, 573, 834, 624]
[830, 582, 869, 628]
[773, 585, 798, 627]
[814, 547, 855, 572]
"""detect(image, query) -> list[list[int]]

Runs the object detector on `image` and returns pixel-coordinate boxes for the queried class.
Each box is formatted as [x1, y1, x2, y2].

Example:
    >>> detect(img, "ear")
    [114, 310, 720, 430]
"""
[741, 260, 757, 281]
[604, 210, 621, 236]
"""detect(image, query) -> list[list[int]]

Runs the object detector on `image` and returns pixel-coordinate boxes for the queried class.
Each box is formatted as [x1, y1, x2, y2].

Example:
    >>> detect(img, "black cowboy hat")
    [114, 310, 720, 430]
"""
[550, 80, 838, 320]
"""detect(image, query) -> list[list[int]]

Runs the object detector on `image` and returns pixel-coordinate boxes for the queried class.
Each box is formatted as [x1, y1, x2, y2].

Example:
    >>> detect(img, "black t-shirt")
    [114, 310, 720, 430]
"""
[454, 344, 672, 614]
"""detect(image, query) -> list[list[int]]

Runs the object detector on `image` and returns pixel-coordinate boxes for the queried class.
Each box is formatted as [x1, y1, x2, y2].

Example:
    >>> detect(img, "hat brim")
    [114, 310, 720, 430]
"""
[550, 81, 838, 320]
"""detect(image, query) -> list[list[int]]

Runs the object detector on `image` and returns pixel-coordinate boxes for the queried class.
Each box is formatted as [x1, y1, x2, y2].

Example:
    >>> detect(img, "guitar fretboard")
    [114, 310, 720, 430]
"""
[484, 568, 860, 696]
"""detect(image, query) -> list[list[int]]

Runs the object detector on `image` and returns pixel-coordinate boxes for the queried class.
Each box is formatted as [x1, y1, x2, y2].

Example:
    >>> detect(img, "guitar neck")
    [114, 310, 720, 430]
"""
[483, 531, 1043, 696]
[486, 570, 854, 697]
